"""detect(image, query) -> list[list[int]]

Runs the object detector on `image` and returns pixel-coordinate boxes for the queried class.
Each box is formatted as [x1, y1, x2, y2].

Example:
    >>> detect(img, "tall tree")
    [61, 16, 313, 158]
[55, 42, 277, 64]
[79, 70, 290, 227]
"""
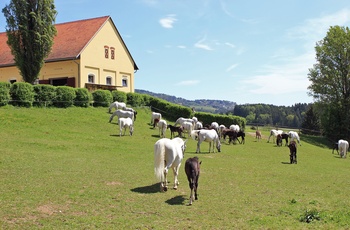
[308, 26, 350, 140]
[2, 0, 57, 84]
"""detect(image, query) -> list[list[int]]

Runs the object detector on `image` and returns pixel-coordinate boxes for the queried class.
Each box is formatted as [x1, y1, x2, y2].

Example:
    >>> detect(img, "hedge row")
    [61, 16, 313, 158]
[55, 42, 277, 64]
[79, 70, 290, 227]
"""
[0, 82, 246, 126]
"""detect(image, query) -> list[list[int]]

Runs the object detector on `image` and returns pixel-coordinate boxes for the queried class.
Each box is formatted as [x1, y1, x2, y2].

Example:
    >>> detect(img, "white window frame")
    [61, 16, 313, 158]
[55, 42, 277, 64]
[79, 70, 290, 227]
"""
[88, 74, 95, 83]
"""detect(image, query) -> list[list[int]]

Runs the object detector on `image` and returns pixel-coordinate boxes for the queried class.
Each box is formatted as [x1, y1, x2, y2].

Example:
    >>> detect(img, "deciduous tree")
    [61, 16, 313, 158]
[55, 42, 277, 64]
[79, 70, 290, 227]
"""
[2, 0, 57, 84]
[308, 26, 350, 140]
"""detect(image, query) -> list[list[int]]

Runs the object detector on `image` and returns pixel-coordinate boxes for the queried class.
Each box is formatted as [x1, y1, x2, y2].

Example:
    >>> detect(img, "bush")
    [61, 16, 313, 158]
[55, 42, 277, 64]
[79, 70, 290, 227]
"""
[0, 82, 11, 106]
[111, 90, 127, 103]
[54, 86, 76, 108]
[127, 92, 144, 107]
[10, 82, 34, 107]
[33, 84, 56, 107]
[75, 88, 91, 107]
[92, 90, 113, 107]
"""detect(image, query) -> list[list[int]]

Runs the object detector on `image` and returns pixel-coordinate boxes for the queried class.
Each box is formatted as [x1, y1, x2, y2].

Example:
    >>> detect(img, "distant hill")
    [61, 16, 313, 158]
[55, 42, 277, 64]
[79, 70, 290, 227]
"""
[135, 89, 236, 114]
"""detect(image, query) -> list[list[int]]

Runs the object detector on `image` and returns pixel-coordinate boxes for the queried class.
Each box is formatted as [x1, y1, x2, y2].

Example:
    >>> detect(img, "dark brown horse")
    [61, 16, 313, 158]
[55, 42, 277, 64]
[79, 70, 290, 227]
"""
[288, 141, 297, 164]
[184, 156, 201, 205]
[167, 125, 183, 139]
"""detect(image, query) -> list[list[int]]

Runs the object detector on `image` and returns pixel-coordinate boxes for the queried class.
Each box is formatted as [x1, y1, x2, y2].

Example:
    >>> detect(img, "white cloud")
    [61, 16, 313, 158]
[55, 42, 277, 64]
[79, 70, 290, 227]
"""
[226, 63, 239, 72]
[225, 42, 236, 48]
[242, 52, 314, 95]
[177, 45, 186, 49]
[176, 80, 200, 86]
[194, 36, 213, 51]
[159, 14, 177, 28]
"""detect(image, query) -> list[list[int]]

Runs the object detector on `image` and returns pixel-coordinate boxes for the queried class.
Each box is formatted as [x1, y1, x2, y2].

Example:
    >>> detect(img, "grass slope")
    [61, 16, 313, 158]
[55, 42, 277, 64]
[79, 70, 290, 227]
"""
[1, 106, 350, 229]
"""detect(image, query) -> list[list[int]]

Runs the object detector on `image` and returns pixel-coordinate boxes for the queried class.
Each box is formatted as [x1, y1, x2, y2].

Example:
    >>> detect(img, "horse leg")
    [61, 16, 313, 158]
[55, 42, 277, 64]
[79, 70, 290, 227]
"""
[162, 167, 169, 192]
[173, 165, 181, 190]
[196, 141, 201, 153]
[109, 114, 114, 123]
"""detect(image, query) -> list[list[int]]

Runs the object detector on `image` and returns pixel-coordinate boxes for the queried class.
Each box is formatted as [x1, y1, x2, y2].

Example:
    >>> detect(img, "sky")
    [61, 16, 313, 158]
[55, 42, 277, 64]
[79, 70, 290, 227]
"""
[1, 0, 350, 106]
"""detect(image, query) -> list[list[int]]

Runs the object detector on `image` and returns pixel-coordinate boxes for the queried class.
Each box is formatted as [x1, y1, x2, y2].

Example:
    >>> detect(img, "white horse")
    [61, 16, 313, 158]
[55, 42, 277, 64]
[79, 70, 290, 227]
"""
[338, 139, 349, 158]
[109, 109, 134, 123]
[118, 117, 134, 136]
[181, 121, 193, 138]
[219, 124, 227, 139]
[288, 131, 301, 146]
[195, 129, 221, 153]
[229, 124, 240, 132]
[108, 101, 126, 113]
[157, 119, 167, 138]
[151, 112, 162, 125]
[154, 137, 187, 191]
[175, 117, 195, 126]
[267, 129, 283, 143]
[211, 122, 219, 133]
[194, 121, 203, 130]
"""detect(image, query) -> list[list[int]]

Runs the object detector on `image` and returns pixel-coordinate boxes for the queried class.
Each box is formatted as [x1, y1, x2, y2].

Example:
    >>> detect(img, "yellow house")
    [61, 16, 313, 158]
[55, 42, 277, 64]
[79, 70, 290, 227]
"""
[0, 16, 138, 93]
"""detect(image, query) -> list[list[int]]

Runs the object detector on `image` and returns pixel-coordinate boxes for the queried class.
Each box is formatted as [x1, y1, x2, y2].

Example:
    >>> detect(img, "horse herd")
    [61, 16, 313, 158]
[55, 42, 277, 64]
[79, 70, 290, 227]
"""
[107, 101, 348, 205]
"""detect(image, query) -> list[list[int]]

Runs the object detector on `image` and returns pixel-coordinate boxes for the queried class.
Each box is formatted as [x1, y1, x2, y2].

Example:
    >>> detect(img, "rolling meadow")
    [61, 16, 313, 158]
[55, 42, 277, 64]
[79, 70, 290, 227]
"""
[1, 106, 350, 229]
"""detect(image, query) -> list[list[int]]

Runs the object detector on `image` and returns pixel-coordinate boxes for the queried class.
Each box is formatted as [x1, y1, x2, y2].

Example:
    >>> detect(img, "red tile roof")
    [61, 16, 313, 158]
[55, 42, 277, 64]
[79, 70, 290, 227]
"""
[0, 16, 138, 70]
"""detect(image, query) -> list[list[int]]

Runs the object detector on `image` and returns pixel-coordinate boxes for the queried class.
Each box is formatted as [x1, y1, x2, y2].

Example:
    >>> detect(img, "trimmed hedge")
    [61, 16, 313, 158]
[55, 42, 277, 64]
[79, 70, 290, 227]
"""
[0, 82, 11, 106]
[54, 86, 76, 108]
[33, 84, 56, 107]
[111, 90, 127, 103]
[127, 92, 144, 107]
[92, 90, 113, 107]
[74, 88, 91, 107]
[10, 82, 34, 107]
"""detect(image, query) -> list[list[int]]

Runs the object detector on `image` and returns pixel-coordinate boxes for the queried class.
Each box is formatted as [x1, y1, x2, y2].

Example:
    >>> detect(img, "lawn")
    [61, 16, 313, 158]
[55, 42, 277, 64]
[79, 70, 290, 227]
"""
[1, 106, 350, 229]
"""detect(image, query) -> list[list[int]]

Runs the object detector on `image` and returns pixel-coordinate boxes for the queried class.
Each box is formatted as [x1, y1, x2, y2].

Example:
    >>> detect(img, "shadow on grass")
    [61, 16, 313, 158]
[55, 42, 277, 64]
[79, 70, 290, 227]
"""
[131, 183, 159, 194]
[165, 195, 186, 205]
[302, 134, 332, 149]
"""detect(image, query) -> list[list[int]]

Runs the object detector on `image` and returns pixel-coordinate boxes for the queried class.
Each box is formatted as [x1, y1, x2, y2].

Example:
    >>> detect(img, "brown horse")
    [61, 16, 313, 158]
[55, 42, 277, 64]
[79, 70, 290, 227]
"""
[256, 130, 262, 141]
[184, 156, 201, 205]
[288, 141, 297, 164]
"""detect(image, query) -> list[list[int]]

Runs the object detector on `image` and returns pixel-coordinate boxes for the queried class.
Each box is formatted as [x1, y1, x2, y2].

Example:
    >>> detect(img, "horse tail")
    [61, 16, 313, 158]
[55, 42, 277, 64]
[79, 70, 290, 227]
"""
[154, 141, 165, 181]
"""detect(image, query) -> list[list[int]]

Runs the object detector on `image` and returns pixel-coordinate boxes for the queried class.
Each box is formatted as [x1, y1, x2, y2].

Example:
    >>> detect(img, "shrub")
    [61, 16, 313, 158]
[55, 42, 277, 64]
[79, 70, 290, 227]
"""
[74, 88, 91, 107]
[92, 90, 112, 107]
[54, 86, 76, 108]
[33, 84, 56, 107]
[0, 82, 11, 106]
[10, 82, 34, 107]
[111, 90, 127, 103]
[127, 92, 144, 107]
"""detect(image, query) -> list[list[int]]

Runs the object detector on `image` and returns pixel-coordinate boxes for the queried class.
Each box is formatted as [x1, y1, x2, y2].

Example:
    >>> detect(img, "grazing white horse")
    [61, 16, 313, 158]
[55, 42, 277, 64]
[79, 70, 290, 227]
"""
[108, 101, 126, 113]
[109, 109, 134, 123]
[229, 124, 240, 132]
[194, 121, 203, 130]
[151, 112, 162, 125]
[157, 119, 167, 138]
[210, 121, 220, 135]
[118, 117, 134, 136]
[175, 117, 195, 126]
[288, 131, 301, 146]
[181, 121, 193, 138]
[267, 129, 283, 143]
[338, 139, 349, 158]
[154, 137, 187, 192]
[194, 129, 221, 153]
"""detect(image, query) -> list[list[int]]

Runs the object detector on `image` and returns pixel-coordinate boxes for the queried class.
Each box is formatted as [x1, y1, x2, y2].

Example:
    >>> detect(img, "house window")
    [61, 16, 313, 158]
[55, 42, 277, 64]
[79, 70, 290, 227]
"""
[110, 47, 115, 60]
[104, 46, 109, 58]
[88, 74, 95, 83]
[122, 79, 128, 87]
[9, 79, 16, 84]
[106, 76, 112, 85]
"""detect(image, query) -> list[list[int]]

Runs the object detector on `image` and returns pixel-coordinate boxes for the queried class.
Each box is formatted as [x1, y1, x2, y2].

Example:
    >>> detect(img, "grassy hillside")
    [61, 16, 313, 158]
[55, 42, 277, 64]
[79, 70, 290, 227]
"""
[1, 106, 350, 229]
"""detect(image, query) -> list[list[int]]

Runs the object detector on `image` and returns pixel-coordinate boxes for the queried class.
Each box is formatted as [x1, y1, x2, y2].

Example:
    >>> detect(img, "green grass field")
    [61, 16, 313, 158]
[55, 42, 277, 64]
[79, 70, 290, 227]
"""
[1, 106, 350, 229]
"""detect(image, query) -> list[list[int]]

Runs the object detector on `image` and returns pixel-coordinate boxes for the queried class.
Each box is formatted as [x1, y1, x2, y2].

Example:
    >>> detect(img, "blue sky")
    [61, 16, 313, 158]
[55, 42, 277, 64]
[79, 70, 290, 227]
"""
[1, 0, 350, 106]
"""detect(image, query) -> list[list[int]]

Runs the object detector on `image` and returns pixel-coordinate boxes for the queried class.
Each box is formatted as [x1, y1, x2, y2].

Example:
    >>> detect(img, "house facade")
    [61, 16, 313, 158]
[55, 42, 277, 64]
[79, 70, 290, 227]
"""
[0, 16, 138, 93]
